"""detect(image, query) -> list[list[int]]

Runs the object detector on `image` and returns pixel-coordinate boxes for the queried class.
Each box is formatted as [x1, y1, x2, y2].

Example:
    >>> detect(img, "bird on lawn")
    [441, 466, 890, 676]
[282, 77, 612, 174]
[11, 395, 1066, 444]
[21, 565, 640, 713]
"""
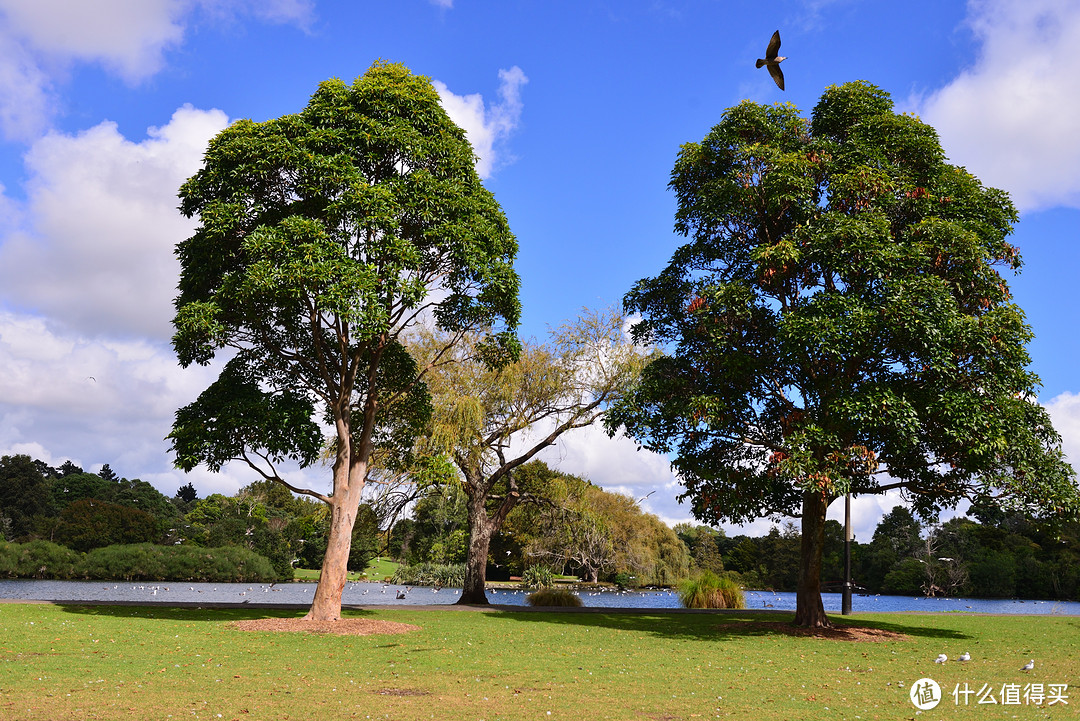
[756, 30, 787, 90]
[958, 652, 971, 662]
[934, 654, 948, 664]
[1021, 659, 1035, 671]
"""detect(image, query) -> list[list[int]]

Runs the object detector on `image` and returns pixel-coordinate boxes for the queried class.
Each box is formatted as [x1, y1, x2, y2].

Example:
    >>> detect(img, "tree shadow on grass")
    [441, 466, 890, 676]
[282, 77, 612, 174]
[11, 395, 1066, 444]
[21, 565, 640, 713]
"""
[51, 602, 376, 624]
[480, 608, 972, 643]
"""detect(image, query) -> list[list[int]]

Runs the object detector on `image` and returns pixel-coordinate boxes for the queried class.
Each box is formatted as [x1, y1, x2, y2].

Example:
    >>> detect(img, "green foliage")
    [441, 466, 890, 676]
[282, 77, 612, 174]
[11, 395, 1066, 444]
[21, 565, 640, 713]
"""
[169, 62, 521, 616]
[0, 540, 80, 578]
[0, 455, 54, 539]
[411, 308, 646, 600]
[613, 80, 1077, 527]
[525, 588, 583, 607]
[397, 484, 468, 565]
[391, 562, 465, 587]
[609, 81, 1079, 623]
[55, 498, 160, 552]
[678, 571, 746, 609]
[521, 565, 555, 589]
[348, 505, 380, 572]
[169, 60, 520, 476]
[0, 541, 279, 582]
[79, 544, 278, 582]
[513, 462, 689, 587]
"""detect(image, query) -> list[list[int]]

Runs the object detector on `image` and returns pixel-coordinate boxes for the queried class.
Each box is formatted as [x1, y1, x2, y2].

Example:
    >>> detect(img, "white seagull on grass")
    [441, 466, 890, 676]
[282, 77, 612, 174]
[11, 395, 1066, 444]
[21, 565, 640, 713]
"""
[1021, 659, 1035, 671]
[934, 654, 948, 664]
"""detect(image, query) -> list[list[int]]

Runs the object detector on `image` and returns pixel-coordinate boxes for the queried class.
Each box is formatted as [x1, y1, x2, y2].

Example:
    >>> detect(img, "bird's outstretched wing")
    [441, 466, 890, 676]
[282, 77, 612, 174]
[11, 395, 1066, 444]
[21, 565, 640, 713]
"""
[768, 64, 785, 91]
[766, 30, 781, 61]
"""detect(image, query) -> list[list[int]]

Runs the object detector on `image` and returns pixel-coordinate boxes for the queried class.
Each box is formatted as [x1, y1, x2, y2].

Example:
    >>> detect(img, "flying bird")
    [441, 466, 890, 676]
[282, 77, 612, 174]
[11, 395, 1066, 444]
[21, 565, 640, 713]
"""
[958, 652, 971, 662]
[756, 30, 786, 90]
[934, 654, 948, 664]
[1021, 659, 1035, 671]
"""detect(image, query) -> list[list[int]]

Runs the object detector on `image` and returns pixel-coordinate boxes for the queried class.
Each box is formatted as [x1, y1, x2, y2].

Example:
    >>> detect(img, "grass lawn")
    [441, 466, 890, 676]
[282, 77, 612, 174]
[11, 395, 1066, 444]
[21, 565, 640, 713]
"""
[291, 558, 400, 584]
[0, 603, 1076, 720]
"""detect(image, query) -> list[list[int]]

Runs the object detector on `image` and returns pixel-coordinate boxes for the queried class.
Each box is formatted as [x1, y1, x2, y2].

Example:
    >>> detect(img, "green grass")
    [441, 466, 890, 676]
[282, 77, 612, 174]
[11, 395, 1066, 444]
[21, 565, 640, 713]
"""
[291, 557, 400, 584]
[1, 603, 1077, 720]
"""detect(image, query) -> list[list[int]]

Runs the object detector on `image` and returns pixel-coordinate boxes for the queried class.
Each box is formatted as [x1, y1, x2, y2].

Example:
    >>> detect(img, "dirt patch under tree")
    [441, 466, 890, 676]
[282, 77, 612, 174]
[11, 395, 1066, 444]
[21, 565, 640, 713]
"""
[712, 620, 909, 642]
[229, 617, 421, 635]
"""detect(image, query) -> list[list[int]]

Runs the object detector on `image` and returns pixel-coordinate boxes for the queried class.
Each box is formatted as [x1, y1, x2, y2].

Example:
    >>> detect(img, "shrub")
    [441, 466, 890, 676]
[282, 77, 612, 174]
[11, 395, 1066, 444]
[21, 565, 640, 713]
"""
[82, 543, 167, 580]
[525, 588, 583, 607]
[521, 565, 555, 589]
[0, 541, 278, 582]
[0, 540, 81, 578]
[391, 562, 465, 587]
[678, 571, 745, 609]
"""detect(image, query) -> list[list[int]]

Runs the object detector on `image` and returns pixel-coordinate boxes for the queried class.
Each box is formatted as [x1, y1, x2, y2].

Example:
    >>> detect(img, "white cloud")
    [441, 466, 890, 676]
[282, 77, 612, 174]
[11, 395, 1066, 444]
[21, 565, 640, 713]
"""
[914, 0, 1080, 212]
[0, 309, 205, 483]
[0, 0, 184, 83]
[435, 66, 528, 179]
[1045, 391, 1080, 472]
[0, 33, 54, 142]
[0, 306, 335, 498]
[0, 0, 312, 141]
[0, 105, 230, 339]
[429, 0, 454, 8]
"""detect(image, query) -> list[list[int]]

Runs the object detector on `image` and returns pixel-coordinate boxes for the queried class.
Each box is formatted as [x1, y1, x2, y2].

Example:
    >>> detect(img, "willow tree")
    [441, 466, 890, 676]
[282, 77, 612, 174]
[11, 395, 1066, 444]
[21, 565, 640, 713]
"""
[415, 307, 646, 604]
[169, 62, 520, 621]
[607, 82, 1078, 627]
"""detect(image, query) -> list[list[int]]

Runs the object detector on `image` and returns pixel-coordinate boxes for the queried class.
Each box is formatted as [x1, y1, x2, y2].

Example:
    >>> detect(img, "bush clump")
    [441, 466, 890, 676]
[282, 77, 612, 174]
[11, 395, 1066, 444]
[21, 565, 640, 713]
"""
[525, 588, 583, 607]
[0, 541, 279, 582]
[678, 571, 745, 609]
[0, 540, 81, 578]
[521, 565, 555, 589]
[81, 544, 278, 582]
[391, 562, 465, 587]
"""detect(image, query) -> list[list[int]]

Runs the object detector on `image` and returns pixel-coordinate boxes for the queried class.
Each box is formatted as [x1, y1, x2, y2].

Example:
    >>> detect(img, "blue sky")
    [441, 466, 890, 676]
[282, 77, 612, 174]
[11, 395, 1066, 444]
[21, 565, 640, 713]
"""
[1, 0, 1078, 541]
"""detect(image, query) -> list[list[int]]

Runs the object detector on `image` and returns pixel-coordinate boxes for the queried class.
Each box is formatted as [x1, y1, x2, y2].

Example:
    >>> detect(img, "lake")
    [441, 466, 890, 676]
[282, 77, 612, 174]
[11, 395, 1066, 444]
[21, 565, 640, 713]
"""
[1, 580, 1078, 614]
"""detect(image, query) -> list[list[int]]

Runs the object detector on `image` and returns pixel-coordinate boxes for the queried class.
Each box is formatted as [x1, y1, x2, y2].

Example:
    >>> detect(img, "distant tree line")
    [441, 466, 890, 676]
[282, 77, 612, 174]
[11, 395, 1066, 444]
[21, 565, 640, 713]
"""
[688, 505, 1080, 601]
[3, 452, 1076, 598]
[0, 454, 380, 581]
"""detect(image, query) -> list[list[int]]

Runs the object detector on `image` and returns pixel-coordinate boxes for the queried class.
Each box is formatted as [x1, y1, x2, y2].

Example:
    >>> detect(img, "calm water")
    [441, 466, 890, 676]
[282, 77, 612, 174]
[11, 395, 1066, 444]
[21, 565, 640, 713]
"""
[1, 580, 1078, 614]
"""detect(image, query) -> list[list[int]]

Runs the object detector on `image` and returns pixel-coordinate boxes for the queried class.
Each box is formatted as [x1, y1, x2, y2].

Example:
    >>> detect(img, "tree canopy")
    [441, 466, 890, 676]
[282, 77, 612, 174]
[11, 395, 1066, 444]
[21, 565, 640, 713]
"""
[413, 307, 647, 603]
[169, 61, 520, 620]
[608, 81, 1079, 627]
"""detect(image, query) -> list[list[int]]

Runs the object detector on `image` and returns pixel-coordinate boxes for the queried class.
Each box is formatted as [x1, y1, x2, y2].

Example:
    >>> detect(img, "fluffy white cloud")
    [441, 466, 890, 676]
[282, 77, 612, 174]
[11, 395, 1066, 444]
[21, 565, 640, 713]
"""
[435, 66, 528, 179]
[0, 0, 184, 82]
[0, 309, 203, 482]
[1045, 391, 1080, 471]
[0, 105, 229, 339]
[0, 0, 312, 141]
[914, 0, 1080, 212]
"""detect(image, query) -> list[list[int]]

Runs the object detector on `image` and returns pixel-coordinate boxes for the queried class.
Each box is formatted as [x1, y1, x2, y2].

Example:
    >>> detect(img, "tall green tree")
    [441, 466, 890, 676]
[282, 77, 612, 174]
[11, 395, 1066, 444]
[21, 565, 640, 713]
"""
[607, 81, 1079, 627]
[169, 61, 520, 620]
[0, 455, 52, 540]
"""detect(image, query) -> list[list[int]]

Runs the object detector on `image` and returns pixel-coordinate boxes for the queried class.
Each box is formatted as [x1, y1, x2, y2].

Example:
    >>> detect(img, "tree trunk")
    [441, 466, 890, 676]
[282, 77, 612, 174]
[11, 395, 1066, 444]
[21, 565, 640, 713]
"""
[457, 496, 495, 605]
[794, 489, 831, 628]
[305, 498, 356, 620]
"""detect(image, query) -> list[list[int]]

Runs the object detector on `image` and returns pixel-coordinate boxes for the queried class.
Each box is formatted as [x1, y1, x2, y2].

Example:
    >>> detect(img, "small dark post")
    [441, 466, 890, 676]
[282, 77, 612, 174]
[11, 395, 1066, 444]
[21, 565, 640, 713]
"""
[842, 492, 852, 615]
